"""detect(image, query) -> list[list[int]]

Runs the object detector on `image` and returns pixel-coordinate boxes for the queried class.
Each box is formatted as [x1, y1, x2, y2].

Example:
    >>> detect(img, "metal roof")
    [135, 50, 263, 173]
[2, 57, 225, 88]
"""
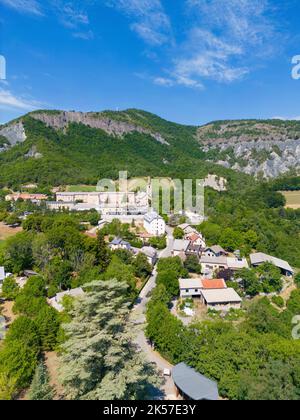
[173, 239, 190, 252]
[250, 253, 294, 274]
[172, 363, 219, 401]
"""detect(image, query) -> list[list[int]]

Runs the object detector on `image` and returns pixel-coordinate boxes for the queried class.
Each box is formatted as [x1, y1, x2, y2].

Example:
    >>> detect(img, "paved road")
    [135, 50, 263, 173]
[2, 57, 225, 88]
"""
[131, 227, 177, 399]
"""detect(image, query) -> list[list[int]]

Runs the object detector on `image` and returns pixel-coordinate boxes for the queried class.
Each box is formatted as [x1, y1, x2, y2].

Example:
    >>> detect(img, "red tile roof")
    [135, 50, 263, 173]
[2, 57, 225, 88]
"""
[201, 279, 227, 289]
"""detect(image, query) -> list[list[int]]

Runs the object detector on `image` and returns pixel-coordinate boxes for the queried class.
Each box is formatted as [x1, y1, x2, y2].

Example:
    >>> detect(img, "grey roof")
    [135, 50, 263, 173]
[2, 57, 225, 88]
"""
[200, 255, 228, 265]
[144, 211, 163, 224]
[250, 252, 294, 274]
[173, 239, 190, 252]
[172, 363, 219, 401]
[0, 267, 5, 281]
[179, 278, 202, 290]
[206, 245, 227, 255]
[201, 288, 242, 304]
[110, 237, 131, 248]
[141, 246, 157, 258]
[227, 257, 249, 270]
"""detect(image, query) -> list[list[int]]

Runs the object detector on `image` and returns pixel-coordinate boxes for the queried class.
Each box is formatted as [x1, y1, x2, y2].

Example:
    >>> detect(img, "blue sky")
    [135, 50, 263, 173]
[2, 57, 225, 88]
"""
[0, 0, 300, 125]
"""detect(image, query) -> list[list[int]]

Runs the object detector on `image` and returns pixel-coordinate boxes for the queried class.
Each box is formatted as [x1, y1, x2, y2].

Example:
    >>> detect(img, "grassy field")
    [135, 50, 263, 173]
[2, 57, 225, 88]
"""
[282, 191, 300, 209]
[66, 185, 97, 192]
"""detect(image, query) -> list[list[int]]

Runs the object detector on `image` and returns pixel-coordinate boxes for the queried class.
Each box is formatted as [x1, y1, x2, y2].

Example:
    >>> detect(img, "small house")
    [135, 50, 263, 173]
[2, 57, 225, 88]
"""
[109, 237, 132, 251]
[204, 246, 228, 258]
[172, 239, 191, 257]
[140, 246, 158, 266]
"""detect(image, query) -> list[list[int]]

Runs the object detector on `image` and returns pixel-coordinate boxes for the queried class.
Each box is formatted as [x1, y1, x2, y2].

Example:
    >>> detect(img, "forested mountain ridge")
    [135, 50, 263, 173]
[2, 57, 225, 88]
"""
[0, 109, 246, 188]
[1, 109, 300, 187]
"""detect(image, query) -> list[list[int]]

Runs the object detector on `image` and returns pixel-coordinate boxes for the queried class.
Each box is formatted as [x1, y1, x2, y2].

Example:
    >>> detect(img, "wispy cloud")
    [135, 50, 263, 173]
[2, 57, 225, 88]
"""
[0, 0, 43, 15]
[153, 0, 279, 89]
[106, 0, 172, 46]
[0, 88, 41, 111]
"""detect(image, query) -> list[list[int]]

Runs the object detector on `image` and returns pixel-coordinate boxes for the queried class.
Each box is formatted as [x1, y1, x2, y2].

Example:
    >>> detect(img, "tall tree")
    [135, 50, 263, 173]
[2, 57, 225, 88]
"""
[59, 280, 160, 400]
[95, 231, 111, 272]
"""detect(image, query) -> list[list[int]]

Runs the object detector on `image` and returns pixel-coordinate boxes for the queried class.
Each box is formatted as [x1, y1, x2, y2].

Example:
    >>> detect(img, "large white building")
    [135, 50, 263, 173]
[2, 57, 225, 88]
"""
[143, 211, 166, 236]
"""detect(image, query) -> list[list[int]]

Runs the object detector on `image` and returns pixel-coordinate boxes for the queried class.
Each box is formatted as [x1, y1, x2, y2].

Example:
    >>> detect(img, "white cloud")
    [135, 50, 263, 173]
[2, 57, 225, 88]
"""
[0, 89, 40, 111]
[272, 116, 300, 121]
[159, 0, 277, 88]
[106, 0, 172, 46]
[0, 0, 43, 15]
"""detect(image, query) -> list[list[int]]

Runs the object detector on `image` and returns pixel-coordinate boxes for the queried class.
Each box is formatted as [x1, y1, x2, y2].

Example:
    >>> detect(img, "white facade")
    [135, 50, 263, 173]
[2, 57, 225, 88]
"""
[143, 211, 166, 236]
[179, 278, 203, 298]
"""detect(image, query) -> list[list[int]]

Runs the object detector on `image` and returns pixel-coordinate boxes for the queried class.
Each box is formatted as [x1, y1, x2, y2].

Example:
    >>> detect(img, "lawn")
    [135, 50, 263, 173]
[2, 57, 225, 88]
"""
[282, 191, 300, 209]
[66, 185, 97, 192]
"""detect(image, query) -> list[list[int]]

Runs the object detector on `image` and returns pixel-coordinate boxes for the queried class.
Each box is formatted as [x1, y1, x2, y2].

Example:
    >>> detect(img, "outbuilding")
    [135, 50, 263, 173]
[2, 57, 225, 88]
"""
[172, 363, 219, 400]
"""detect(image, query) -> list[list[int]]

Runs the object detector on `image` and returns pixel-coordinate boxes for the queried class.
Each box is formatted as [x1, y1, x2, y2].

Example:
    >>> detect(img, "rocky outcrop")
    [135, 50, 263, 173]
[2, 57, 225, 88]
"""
[0, 121, 27, 146]
[31, 111, 169, 145]
[24, 146, 43, 159]
[204, 139, 300, 178]
[198, 120, 300, 178]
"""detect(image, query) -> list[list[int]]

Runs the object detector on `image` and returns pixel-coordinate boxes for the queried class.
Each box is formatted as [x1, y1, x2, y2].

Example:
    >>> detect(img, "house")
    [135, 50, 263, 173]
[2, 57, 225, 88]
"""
[48, 288, 85, 312]
[172, 363, 219, 401]
[227, 257, 249, 272]
[200, 256, 228, 276]
[140, 246, 158, 266]
[204, 245, 228, 258]
[109, 237, 132, 251]
[172, 239, 191, 257]
[185, 232, 206, 248]
[186, 243, 202, 259]
[143, 211, 166, 236]
[250, 253, 294, 277]
[179, 278, 227, 298]
[200, 288, 242, 311]
[178, 223, 195, 235]
[5, 193, 48, 202]
[179, 278, 203, 298]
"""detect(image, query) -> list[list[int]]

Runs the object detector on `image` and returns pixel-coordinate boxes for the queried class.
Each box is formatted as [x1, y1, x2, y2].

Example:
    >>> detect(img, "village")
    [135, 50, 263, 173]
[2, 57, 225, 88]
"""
[0, 187, 298, 400]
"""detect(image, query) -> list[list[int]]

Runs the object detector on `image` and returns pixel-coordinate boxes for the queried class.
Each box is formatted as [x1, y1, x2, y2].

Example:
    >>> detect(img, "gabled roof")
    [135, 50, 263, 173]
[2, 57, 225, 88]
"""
[110, 237, 130, 247]
[172, 363, 219, 401]
[201, 279, 227, 290]
[250, 253, 294, 274]
[201, 288, 242, 304]
[205, 245, 227, 255]
[173, 239, 190, 252]
[141, 246, 157, 258]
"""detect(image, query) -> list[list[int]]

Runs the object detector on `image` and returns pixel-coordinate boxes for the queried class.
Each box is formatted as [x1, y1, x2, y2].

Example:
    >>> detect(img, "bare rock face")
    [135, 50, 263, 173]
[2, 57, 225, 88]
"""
[206, 139, 300, 178]
[31, 111, 169, 145]
[0, 121, 27, 146]
[198, 120, 300, 178]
